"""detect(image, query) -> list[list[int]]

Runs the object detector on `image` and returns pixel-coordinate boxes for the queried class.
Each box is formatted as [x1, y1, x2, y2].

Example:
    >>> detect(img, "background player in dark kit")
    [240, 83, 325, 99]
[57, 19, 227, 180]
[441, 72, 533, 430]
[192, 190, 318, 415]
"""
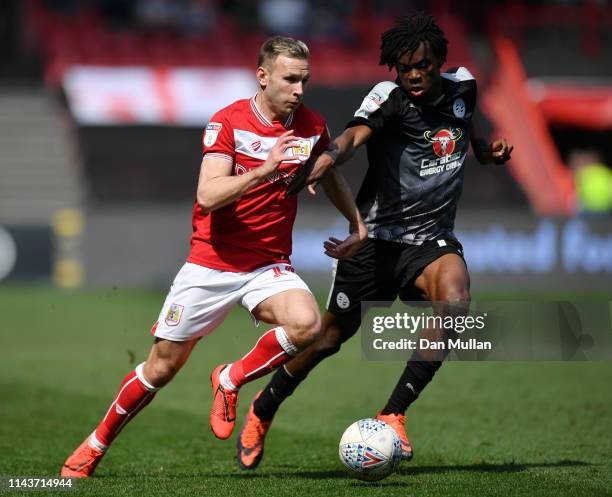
[236, 15, 513, 470]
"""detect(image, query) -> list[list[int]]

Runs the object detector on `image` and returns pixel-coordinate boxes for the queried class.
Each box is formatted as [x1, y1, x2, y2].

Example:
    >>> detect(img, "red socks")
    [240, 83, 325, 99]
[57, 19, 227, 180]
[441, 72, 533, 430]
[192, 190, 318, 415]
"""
[88, 328, 297, 449]
[227, 327, 298, 390]
[92, 363, 157, 448]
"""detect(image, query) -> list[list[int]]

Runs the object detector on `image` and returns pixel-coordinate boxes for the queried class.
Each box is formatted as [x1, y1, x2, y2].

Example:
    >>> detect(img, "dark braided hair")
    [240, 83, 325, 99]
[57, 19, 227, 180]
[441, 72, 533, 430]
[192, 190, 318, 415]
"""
[379, 14, 448, 70]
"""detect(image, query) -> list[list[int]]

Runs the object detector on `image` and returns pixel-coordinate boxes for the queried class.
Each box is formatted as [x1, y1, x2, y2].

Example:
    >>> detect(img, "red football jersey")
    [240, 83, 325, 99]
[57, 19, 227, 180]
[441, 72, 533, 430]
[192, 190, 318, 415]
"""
[187, 96, 330, 272]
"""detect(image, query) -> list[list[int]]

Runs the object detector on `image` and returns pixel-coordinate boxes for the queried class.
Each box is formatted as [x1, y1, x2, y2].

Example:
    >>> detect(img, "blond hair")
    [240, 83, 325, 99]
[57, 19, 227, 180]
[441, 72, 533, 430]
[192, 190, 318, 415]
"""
[257, 36, 309, 68]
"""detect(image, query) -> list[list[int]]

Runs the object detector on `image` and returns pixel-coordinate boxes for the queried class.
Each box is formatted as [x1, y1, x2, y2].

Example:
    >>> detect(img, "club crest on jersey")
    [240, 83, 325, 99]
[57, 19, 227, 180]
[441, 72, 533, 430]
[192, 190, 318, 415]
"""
[424, 128, 463, 157]
[165, 303, 184, 327]
[453, 98, 466, 118]
[288, 139, 311, 162]
[203, 122, 222, 147]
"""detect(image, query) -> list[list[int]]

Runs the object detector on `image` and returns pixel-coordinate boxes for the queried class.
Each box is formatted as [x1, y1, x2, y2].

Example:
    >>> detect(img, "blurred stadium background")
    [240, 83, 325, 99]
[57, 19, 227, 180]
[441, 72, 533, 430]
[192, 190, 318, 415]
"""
[0, 0, 610, 293]
[1, 2, 612, 494]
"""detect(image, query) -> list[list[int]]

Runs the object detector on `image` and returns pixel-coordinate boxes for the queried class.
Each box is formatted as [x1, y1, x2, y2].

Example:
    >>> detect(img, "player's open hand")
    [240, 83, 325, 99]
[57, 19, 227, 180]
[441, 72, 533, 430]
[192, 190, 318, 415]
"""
[489, 138, 513, 164]
[262, 130, 298, 175]
[323, 224, 368, 260]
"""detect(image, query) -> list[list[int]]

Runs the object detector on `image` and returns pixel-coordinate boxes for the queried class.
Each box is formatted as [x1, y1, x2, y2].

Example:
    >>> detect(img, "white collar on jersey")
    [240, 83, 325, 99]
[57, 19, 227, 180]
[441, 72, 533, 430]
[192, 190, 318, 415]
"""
[250, 94, 294, 128]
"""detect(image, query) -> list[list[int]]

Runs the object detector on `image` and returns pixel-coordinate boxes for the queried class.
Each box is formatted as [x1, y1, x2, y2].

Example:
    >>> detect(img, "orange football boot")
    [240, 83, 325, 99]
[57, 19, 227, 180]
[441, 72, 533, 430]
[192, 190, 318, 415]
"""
[210, 364, 239, 439]
[60, 436, 106, 478]
[376, 412, 414, 461]
[236, 391, 272, 470]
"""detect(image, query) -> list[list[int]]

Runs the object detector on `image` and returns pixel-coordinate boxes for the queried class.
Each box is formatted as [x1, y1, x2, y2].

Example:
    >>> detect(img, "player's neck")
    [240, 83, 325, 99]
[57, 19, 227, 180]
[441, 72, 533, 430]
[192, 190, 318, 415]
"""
[255, 92, 289, 124]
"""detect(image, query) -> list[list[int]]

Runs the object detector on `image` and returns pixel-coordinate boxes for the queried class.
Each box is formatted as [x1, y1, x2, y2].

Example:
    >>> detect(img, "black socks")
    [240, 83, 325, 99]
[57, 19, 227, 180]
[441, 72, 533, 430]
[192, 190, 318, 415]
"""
[380, 353, 443, 415]
[253, 365, 303, 421]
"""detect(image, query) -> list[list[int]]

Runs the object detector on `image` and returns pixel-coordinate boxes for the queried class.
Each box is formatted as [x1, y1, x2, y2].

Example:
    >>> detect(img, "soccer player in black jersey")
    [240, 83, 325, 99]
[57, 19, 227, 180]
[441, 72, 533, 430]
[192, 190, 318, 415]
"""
[236, 14, 513, 470]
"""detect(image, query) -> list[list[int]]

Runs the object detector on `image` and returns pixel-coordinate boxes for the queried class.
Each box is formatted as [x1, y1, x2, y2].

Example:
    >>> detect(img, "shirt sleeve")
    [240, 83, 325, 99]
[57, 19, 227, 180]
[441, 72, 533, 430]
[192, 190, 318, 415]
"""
[312, 123, 331, 157]
[346, 81, 399, 133]
[444, 66, 478, 112]
[202, 111, 234, 163]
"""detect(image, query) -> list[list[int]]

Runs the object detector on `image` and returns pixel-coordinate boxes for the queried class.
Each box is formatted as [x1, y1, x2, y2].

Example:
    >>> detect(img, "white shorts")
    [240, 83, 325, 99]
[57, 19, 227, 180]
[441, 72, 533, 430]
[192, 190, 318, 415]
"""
[152, 262, 311, 341]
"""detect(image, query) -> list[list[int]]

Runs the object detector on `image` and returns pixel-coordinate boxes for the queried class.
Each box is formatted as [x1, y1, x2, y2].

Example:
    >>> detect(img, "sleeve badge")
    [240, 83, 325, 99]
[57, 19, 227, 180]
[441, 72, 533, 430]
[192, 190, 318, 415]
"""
[203, 122, 223, 147]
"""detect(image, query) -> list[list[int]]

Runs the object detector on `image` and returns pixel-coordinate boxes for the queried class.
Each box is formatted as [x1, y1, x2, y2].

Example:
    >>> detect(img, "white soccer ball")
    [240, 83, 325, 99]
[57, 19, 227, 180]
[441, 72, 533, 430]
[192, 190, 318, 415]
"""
[338, 418, 402, 481]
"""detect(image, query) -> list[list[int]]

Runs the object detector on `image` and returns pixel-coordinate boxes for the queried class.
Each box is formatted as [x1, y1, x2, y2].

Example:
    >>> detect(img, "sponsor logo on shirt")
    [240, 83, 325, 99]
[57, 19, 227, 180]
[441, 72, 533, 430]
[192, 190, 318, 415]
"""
[424, 128, 463, 157]
[287, 139, 312, 162]
[420, 128, 464, 177]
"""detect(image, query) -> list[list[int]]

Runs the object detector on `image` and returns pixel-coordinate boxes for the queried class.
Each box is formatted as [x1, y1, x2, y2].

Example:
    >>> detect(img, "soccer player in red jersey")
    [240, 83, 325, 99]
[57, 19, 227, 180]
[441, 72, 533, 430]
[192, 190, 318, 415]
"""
[60, 36, 367, 478]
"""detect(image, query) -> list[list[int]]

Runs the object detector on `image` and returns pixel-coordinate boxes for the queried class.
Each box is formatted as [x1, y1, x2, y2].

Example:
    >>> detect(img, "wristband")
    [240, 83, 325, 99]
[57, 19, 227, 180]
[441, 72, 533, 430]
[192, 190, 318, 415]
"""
[323, 146, 339, 163]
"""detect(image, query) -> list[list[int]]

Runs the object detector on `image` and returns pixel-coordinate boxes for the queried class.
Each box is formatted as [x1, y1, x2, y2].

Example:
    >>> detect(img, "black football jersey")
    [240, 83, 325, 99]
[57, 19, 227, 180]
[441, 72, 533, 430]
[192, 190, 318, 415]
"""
[347, 67, 477, 245]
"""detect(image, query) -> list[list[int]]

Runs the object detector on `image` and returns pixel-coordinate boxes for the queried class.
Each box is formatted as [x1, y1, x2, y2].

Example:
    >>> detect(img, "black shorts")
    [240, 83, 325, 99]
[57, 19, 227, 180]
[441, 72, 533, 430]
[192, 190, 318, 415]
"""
[326, 236, 466, 317]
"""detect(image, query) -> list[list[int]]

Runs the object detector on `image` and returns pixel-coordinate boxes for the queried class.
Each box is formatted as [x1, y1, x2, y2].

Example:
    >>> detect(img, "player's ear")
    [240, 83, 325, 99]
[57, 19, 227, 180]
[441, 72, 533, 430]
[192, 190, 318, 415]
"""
[256, 66, 269, 88]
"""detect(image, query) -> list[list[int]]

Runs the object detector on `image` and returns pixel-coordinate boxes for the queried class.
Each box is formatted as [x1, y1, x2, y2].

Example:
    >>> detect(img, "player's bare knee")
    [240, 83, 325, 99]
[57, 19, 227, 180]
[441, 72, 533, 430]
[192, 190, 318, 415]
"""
[143, 358, 181, 387]
[438, 282, 470, 303]
[438, 288, 471, 317]
[285, 309, 322, 349]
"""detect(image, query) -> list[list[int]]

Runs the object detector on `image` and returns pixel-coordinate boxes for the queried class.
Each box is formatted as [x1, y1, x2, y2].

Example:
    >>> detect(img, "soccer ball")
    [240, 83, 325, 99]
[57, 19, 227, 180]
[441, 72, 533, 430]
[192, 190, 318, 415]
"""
[338, 418, 402, 481]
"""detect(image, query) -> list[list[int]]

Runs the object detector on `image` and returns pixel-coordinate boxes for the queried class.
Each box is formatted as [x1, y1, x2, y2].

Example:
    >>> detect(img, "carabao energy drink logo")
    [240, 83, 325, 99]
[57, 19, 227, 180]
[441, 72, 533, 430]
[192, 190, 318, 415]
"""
[424, 128, 462, 157]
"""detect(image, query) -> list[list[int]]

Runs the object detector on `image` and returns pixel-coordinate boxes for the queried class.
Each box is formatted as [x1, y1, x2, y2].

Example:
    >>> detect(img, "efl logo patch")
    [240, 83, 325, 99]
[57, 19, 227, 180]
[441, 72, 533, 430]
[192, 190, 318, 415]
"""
[203, 122, 222, 147]
[367, 92, 383, 106]
[361, 95, 381, 114]
[289, 139, 311, 162]
[165, 303, 184, 327]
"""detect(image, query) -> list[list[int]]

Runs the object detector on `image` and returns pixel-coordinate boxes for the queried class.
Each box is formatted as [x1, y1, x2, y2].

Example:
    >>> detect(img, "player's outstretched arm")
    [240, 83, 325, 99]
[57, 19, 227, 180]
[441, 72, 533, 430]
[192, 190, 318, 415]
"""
[324, 124, 374, 168]
[320, 168, 368, 259]
[198, 130, 297, 214]
[287, 125, 373, 196]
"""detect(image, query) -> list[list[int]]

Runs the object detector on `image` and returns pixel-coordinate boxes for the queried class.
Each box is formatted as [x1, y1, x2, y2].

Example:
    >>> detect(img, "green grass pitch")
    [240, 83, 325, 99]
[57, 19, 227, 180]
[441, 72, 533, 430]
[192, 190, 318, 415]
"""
[1, 285, 612, 496]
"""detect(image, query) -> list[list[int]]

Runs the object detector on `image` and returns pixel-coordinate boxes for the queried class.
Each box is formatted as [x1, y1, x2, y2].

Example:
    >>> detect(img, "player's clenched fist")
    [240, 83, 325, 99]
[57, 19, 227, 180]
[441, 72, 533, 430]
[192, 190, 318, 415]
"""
[259, 130, 298, 176]
[490, 138, 513, 163]
[472, 137, 514, 165]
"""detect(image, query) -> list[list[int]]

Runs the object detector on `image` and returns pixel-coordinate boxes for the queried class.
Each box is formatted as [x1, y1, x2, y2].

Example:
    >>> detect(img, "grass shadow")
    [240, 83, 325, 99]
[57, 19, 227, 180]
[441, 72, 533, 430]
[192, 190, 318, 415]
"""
[108, 459, 591, 480]
[396, 459, 591, 476]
